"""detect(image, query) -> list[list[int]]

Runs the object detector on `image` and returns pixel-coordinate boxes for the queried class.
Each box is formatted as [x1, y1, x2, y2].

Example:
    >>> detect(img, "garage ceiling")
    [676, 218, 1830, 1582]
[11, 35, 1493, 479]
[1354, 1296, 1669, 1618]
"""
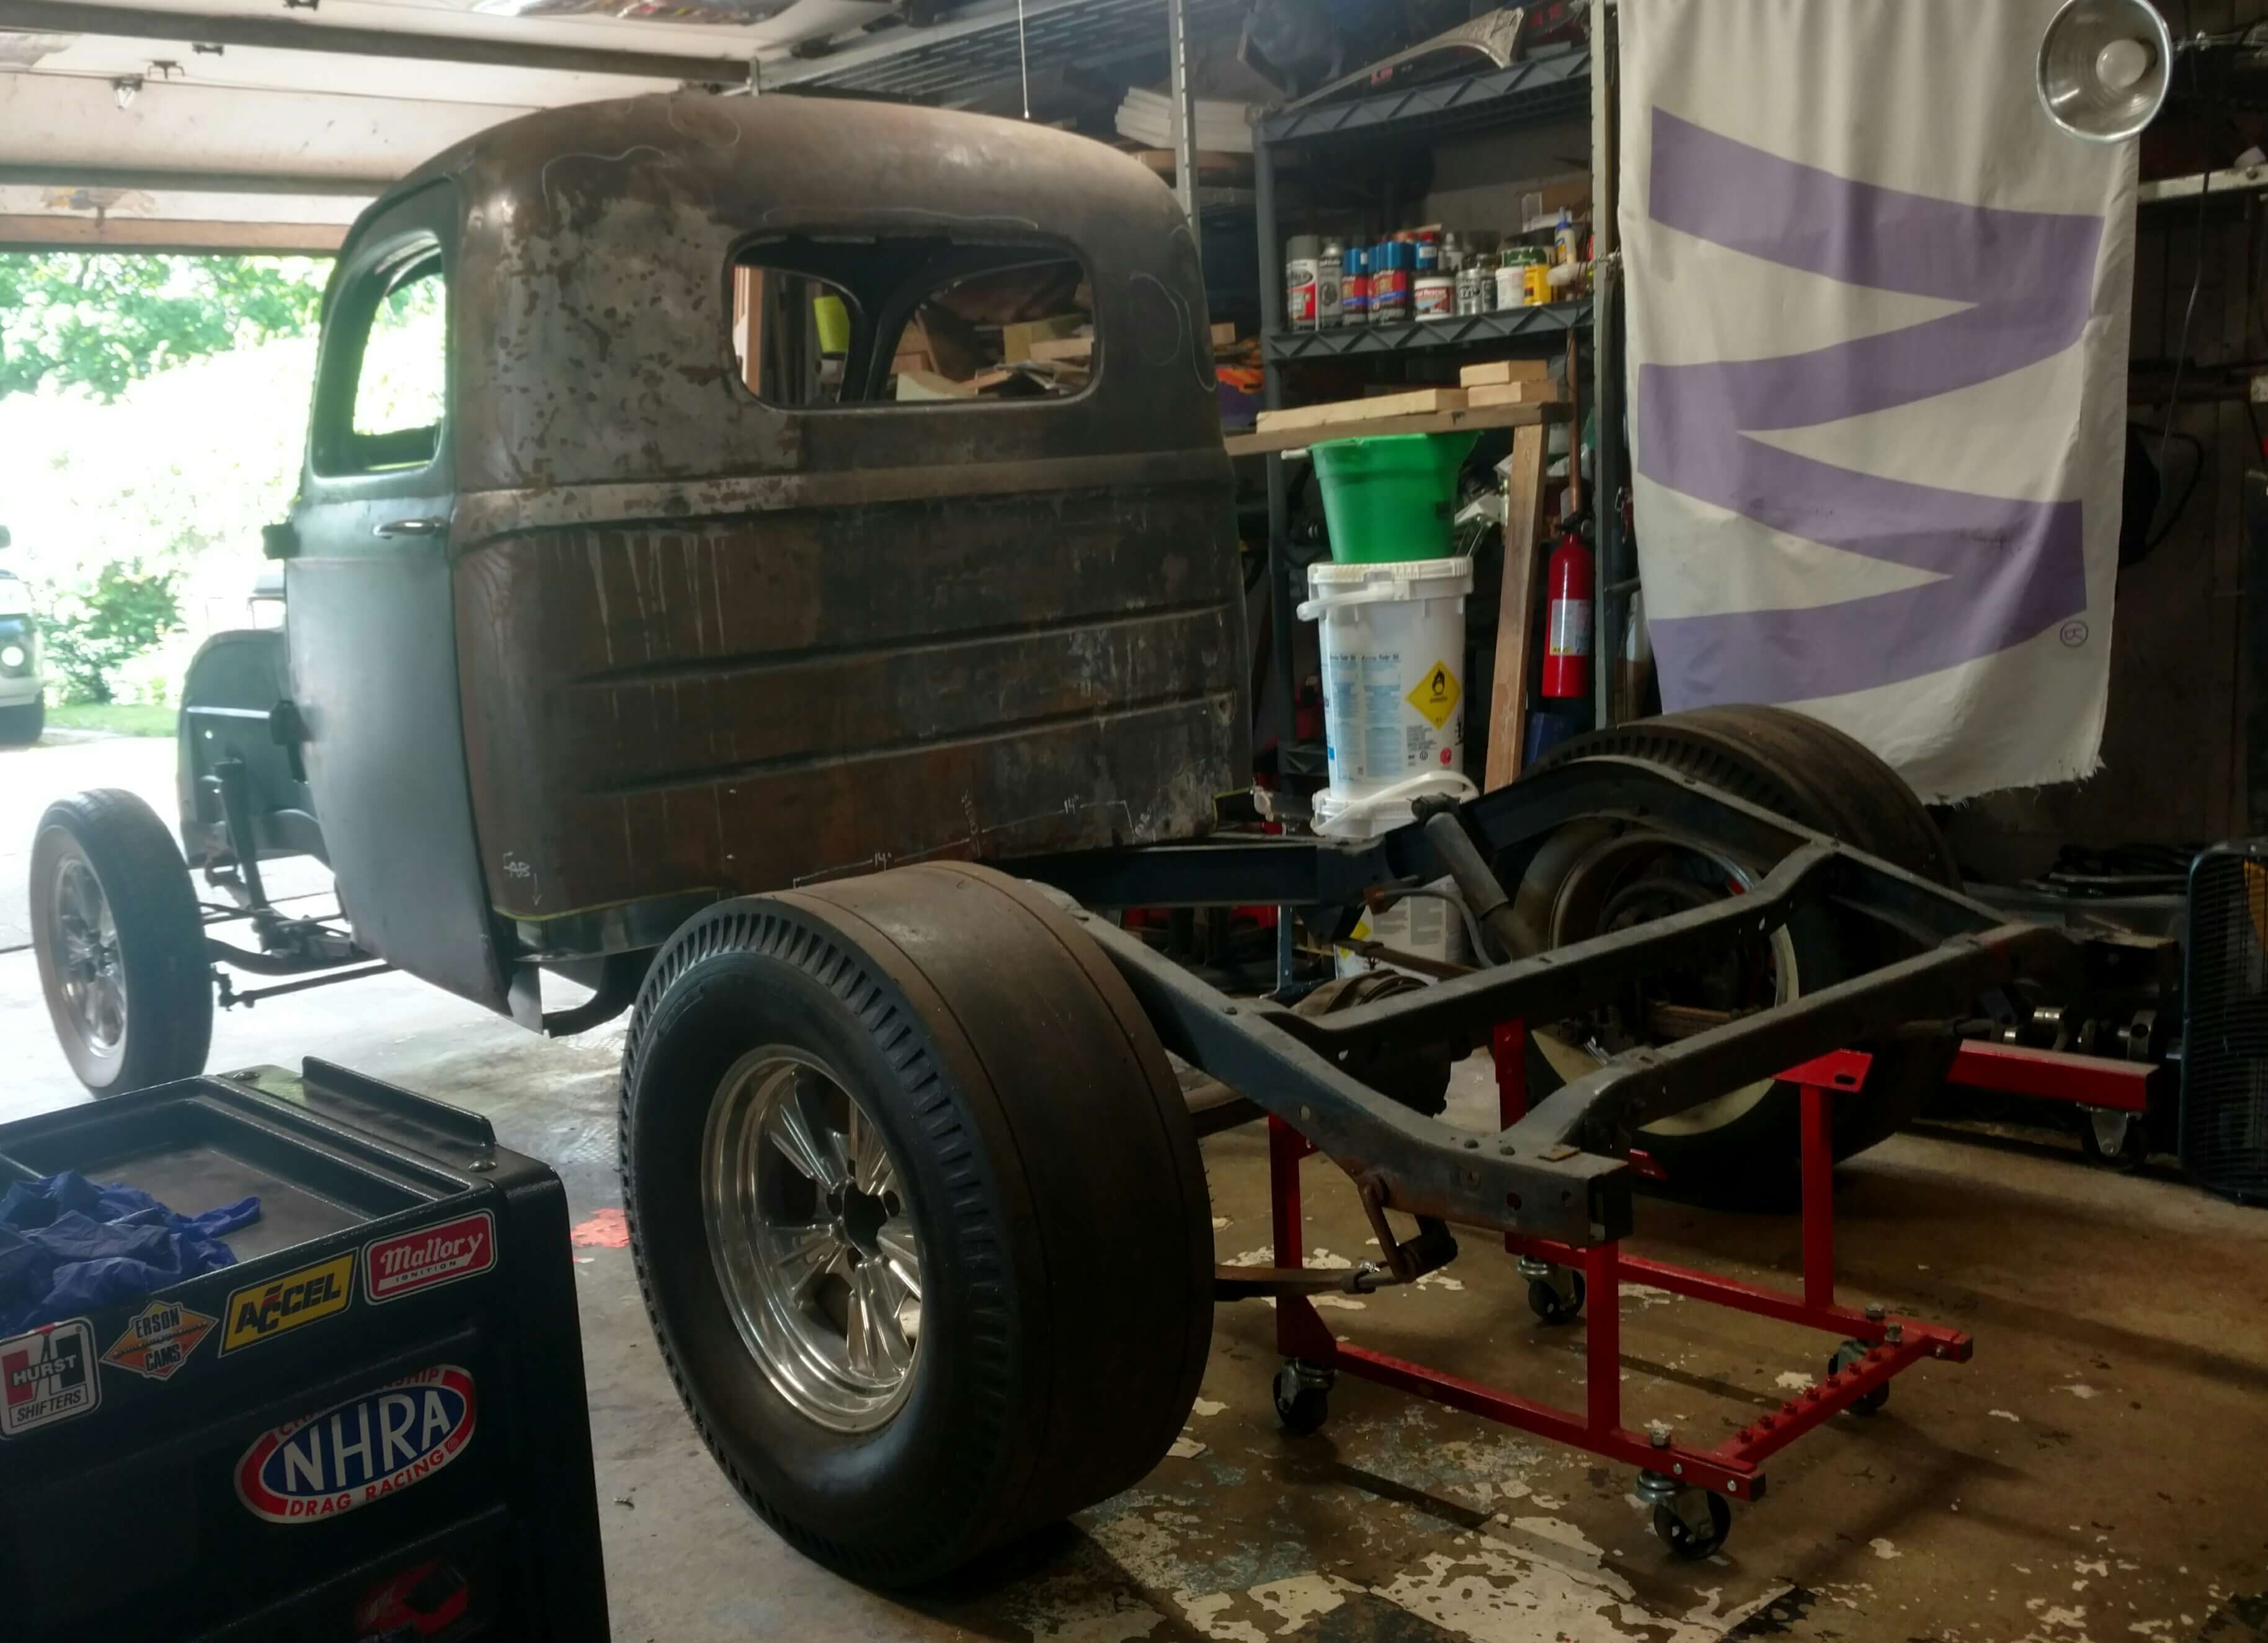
[0, 0, 1234, 250]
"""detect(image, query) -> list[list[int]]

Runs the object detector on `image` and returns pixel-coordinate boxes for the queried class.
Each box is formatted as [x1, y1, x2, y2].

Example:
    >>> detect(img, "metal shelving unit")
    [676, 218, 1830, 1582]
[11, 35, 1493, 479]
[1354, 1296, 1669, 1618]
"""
[1267, 298, 1591, 361]
[1257, 48, 1592, 147]
[1245, 45, 1601, 989]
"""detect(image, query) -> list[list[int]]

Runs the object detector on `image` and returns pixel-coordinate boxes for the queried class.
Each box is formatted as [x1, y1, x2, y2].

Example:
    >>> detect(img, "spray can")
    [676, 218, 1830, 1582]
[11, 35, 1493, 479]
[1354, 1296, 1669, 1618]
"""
[1317, 237, 1344, 327]
[1371, 240, 1412, 322]
[1341, 244, 1369, 325]
[1285, 234, 1320, 330]
[1541, 527, 1594, 701]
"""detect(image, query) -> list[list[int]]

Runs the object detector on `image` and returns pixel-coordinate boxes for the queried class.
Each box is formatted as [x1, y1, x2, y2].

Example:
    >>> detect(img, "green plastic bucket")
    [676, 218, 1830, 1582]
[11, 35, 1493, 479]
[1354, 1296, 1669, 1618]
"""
[1310, 432, 1479, 564]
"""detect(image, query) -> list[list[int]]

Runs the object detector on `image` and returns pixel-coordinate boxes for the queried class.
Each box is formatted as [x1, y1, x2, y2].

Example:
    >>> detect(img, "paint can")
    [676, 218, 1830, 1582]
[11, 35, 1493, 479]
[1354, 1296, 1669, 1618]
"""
[1297, 555, 1478, 839]
[1494, 259, 1526, 311]
[1414, 273, 1456, 321]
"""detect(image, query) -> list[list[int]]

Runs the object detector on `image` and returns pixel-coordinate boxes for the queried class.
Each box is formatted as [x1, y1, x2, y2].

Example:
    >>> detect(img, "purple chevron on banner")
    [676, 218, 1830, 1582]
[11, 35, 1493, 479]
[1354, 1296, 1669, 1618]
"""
[1637, 108, 2104, 706]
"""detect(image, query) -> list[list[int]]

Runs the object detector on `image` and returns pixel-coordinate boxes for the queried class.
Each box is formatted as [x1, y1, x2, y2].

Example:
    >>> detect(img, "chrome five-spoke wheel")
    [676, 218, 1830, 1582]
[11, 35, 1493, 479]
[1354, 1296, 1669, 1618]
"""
[702, 1049, 923, 1432]
[46, 848, 127, 1071]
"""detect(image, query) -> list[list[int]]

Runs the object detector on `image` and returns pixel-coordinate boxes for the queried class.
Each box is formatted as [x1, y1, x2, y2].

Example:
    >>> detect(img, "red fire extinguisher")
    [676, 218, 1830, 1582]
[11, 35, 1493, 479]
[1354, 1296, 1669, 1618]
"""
[1541, 526, 1593, 700]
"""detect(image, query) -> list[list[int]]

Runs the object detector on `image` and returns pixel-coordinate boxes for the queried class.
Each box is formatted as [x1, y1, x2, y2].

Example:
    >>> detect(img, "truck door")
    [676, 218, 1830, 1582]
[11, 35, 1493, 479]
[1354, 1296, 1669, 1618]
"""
[282, 182, 509, 1013]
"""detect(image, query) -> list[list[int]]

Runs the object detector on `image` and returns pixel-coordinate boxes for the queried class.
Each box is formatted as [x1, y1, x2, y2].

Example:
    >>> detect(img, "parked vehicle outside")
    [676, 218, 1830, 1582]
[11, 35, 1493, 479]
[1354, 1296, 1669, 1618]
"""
[0, 526, 47, 746]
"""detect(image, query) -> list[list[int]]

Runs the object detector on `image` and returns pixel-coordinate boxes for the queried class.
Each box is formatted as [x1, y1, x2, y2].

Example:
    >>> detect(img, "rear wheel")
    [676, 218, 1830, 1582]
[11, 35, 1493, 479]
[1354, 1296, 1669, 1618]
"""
[619, 863, 1214, 1587]
[1518, 706, 1961, 1205]
[30, 789, 213, 1093]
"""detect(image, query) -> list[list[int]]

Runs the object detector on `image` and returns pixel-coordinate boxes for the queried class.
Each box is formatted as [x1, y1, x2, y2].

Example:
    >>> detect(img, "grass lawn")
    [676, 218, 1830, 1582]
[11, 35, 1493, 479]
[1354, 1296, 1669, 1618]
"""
[44, 702, 177, 737]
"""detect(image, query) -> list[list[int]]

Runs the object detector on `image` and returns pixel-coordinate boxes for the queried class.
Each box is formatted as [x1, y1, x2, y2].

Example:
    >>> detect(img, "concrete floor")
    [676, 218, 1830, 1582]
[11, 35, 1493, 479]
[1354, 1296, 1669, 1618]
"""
[3, 737, 2266, 1643]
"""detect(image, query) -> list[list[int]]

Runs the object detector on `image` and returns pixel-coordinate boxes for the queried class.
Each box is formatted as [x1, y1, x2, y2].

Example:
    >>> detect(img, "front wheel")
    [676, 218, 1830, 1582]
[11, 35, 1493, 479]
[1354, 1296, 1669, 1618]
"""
[30, 789, 213, 1093]
[619, 864, 1214, 1587]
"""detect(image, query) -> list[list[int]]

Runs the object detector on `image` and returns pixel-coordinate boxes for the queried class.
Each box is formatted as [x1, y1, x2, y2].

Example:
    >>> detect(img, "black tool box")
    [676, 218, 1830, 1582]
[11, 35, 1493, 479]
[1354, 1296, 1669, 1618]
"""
[0, 1059, 610, 1641]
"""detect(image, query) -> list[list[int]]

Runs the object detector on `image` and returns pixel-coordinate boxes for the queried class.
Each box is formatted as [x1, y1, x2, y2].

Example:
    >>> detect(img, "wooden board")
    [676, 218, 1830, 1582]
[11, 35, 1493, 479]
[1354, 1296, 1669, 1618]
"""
[1459, 358, 1552, 388]
[1027, 336, 1095, 363]
[1211, 321, 1239, 347]
[1223, 400, 1567, 459]
[1485, 420, 1552, 791]
[1254, 388, 1467, 435]
[1467, 381, 1563, 407]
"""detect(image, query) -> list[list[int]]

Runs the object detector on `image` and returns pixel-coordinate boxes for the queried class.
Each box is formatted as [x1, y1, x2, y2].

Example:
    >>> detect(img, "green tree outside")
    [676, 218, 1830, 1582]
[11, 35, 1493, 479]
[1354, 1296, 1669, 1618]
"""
[0, 252, 334, 707]
[0, 253, 329, 402]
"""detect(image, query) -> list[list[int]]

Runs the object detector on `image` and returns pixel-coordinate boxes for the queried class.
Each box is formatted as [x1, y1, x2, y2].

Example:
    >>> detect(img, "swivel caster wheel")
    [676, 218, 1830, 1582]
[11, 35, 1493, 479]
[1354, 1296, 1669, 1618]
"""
[2078, 1107, 2150, 1173]
[1273, 1360, 1333, 1436]
[1829, 1339, 1889, 1416]
[1652, 1488, 1732, 1561]
[1523, 1262, 1586, 1326]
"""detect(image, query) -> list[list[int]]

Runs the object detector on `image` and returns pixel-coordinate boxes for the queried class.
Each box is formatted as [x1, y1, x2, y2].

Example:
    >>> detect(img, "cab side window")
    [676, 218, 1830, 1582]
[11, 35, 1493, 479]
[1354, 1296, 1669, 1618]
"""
[323, 248, 447, 475]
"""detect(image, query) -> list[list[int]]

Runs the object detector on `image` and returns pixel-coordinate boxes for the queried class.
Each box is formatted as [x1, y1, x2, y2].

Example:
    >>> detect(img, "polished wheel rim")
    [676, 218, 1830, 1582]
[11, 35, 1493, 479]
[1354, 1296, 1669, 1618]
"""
[701, 1048, 922, 1432]
[47, 849, 126, 1066]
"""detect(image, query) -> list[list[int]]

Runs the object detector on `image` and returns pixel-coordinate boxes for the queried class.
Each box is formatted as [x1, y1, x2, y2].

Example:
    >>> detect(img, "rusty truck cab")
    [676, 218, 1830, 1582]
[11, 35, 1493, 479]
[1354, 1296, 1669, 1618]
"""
[278, 93, 1247, 1027]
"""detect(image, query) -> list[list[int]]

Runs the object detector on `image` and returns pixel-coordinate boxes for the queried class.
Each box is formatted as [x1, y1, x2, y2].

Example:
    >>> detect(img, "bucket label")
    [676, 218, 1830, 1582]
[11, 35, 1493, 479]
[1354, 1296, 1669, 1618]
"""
[1407, 660, 1461, 730]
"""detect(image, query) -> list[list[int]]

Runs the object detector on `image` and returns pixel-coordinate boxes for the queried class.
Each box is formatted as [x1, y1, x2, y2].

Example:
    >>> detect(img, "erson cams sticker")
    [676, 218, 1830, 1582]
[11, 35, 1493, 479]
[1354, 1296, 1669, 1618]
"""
[221, 1252, 354, 1354]
[1, 1318, 100, 1436]
[363, 1211, 496, 1304]
[102, 1298, 218, 1382]
[236, 1365, 476, 1524]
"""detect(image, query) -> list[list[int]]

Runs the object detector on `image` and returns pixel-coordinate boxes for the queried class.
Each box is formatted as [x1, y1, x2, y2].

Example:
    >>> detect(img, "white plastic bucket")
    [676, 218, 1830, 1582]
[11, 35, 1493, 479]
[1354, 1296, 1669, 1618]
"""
[1296, 555, 1477, 840]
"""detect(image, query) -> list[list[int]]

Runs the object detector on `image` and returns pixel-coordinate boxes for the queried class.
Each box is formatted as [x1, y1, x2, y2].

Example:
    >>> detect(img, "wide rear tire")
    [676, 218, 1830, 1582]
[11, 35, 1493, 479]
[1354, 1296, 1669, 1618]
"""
[30, 789, 213, 1094]
[1520, 706, 1961, 1205]
[618, 862, 1213, 1587]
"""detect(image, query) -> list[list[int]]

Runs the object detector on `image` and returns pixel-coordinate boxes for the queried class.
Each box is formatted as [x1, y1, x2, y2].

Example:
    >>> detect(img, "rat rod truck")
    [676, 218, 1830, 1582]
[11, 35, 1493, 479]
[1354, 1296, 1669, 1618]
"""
[32, 94, 2075, 1583]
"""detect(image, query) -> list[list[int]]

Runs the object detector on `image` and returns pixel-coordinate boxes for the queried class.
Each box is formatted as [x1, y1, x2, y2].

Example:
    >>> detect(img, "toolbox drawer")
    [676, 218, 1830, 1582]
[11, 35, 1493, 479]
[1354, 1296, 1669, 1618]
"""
[0, 1059, 609, 1641]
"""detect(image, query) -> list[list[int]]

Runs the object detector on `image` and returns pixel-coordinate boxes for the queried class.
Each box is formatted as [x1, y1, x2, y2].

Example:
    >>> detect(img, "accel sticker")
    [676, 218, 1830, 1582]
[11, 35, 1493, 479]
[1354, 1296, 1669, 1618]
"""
[221, 1252, 354, 1354]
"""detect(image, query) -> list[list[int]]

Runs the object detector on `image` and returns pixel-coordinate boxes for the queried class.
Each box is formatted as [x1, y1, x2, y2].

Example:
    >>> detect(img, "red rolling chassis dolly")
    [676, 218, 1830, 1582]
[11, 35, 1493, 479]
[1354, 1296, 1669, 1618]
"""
[1263, 1025, 1973, 1560]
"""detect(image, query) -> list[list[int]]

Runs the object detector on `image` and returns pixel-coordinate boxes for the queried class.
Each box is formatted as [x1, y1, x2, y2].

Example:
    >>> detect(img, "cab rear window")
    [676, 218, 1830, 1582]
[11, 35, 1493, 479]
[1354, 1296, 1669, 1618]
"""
[730, 235, 1091, 410]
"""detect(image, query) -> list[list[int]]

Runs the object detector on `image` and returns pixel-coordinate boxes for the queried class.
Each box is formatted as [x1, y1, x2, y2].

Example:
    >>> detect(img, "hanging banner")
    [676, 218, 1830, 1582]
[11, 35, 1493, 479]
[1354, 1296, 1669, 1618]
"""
[1619, 0, 2137, 801]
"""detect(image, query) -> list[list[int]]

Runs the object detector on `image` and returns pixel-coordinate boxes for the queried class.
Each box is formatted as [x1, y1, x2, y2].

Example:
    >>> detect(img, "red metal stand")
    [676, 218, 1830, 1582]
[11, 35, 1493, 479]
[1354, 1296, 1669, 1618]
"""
[1947, 1038, 2152, 1113]
[1266, 1032, 1972, 1506]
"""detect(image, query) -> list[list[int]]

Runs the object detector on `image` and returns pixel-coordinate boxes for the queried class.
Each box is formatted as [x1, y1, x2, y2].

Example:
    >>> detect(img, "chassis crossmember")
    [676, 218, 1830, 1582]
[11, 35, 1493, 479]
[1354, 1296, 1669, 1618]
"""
[1021, 756, 2078, 1247]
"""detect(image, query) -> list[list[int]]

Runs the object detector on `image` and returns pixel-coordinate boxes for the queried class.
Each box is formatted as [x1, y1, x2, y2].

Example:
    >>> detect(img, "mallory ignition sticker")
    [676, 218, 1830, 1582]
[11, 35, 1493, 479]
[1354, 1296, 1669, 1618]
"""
[236, 1364, 477, 1524]
[363, 1211, 496, 1304]
[101, 1298, 218, 1382]
[1, 1318, 100, 1436]
[220, 1251, 354, 1354]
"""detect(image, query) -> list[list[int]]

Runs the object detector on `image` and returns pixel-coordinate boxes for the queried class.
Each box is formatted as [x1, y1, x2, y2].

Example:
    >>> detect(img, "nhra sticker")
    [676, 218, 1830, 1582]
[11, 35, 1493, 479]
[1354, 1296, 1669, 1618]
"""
[220, 1251, 354, 1354]
[364, 1211, 496, 1304]
[236, 1364, 477, 1525]
[1, 1318, 100, 1436]
[102, 1298, 217, 1382]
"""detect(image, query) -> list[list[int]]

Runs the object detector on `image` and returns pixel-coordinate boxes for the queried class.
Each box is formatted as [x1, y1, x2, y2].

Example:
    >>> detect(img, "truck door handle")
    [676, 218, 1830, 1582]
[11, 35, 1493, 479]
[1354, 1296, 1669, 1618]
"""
[373, 517, 447, 538]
